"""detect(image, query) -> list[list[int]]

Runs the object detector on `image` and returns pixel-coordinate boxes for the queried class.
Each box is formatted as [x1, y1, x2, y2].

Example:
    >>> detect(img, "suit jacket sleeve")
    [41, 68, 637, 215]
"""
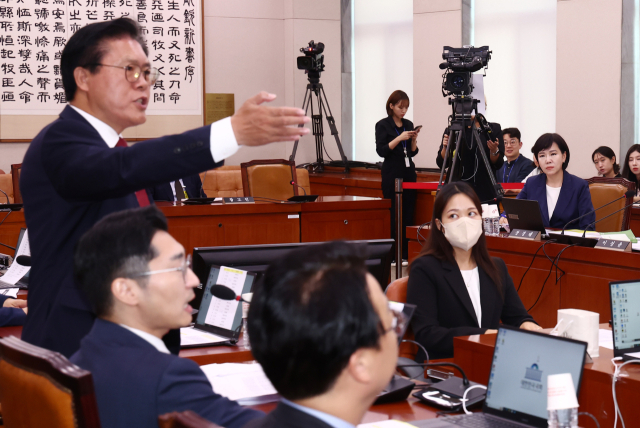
[157, 357, 263, 428]
[375, 120, 393, 158]
[576, 180, 596, 230]
[517, 179, 530, 200]
[41, 124, 221, 202]
[407, 258, 487, 358]
[0, 296, 26, 327]
[494, 258, 536, 327]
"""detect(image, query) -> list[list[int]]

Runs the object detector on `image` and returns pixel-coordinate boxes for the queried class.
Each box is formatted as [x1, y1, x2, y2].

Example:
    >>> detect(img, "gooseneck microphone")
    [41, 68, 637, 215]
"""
[199, 171, 208, 198]
[289, 180, 307, 196]
[581, 199, 640, 237]
[561, 190, 635, 235]
[210, 284, 252, 303]
[0, 188, 9, 205]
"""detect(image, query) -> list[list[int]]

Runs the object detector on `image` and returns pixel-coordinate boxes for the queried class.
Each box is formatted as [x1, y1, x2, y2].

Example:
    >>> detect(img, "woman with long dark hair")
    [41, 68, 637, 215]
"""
[376, 90, 420, 260]
[592, 146, 621, 178]
[407, 182, 539, 360]
[621, 144, 640, 202]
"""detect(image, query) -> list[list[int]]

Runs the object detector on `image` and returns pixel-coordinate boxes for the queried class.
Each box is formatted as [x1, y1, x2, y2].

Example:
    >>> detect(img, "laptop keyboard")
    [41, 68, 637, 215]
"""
[443, 414, 524, 428]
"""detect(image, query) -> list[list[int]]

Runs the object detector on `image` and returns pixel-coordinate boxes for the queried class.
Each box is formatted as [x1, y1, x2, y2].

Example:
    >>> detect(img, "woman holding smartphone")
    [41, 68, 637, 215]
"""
[376, 90, 421, 260]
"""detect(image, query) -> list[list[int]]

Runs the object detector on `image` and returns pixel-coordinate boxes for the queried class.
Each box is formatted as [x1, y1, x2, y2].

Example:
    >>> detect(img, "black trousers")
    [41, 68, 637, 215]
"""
[382, 174, 417, 260]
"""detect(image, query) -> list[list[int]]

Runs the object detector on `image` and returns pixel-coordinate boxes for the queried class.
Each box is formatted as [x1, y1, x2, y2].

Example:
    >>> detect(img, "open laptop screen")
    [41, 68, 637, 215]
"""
[610, 280, 640, 356]
[483, 327, 586, 426]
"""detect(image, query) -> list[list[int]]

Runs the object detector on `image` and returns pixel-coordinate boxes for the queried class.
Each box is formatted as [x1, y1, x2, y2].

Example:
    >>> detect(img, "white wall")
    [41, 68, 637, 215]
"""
[474, 0, 557, 161]
[412, 0, 463, 169]
[353, 0, 413, 164]
[556, 0, 622, 179]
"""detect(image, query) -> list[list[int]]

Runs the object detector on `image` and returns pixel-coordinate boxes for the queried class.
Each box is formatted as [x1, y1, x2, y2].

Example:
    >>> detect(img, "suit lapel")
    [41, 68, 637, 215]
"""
[442, 260, 479, 327]
[478, 266, 497, 328]
[550, 170, 574, 224]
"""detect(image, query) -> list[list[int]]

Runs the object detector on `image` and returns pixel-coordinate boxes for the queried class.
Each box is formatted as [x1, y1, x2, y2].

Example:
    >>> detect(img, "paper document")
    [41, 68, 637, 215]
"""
[201, 362, 278, 404]
[180, 327, 229, 346]
[599, 329, 614, 350]
[358, 421, 418, 428]
[204, 266, 246, 330]
[0, 230, 30, 297]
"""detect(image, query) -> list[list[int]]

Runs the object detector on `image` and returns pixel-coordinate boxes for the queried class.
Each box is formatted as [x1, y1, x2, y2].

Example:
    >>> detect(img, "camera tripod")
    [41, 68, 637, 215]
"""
[289, 75, 349, 173]
[436, 96, 504, 202]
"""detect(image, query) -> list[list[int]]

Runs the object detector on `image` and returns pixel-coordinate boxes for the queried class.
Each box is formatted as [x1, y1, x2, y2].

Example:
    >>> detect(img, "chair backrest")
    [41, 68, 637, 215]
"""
[385, 276, 418, 360]
[0, 336, 101, 428]
[586, 177, 635, 232]
[10, 164, 21, 204]
[199, 169, 244, 198]
[241, 159, 298, 201]
[296, 167, 312, 195]
[0, 173, 14, 203]
[158, 411, 222, 428]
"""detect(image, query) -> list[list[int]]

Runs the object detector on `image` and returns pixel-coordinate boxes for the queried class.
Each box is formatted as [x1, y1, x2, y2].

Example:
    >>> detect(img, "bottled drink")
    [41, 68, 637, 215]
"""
[547, 407, 577, 428]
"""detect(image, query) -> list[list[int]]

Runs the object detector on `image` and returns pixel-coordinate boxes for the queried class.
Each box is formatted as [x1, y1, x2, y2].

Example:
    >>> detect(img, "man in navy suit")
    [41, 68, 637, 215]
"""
[244, 241, 399, 428]
[0, 295, 27, 327]
[20, 18, 309, 357]
[71, 206, 263, 428]
[149, 174, 205, 202]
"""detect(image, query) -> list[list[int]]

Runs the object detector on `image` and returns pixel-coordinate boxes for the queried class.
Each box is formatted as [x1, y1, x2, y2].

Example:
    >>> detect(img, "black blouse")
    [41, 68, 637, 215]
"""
[375, 116, 419, 176]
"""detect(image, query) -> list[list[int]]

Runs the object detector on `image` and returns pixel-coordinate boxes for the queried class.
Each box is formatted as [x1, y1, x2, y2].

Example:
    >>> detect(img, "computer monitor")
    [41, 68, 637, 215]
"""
[191, 239, 394, 311]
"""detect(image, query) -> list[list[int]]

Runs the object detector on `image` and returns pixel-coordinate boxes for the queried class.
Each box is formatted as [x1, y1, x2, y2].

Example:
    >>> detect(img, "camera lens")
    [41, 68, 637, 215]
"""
[451, 75, 465, 88]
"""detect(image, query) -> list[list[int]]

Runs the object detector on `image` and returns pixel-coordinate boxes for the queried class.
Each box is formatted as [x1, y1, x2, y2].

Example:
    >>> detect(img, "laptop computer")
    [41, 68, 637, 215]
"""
[501, 198, 546, 234]
[609, 280, 640, 361]
[420, 325, 587, 428]
[180, 265, 256, 348]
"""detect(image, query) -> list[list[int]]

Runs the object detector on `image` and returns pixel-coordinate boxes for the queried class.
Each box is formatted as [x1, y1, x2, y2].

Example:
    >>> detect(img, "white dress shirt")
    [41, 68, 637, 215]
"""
[69, 104, 239, 162]
[119, 324, 170, 354]
[460, 267, 482, 327]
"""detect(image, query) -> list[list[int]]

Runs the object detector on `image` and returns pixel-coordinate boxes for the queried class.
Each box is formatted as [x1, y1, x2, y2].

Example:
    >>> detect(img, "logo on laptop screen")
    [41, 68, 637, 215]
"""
[521, 363, 543, 393]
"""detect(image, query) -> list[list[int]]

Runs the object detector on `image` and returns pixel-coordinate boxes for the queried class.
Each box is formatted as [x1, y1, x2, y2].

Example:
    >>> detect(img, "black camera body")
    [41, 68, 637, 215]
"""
[440, 46, 491, 96]
[297, 40, 325, 79]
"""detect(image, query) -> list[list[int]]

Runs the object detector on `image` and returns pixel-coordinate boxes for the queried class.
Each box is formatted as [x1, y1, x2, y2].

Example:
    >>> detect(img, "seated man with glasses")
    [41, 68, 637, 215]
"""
[244, 241, 399, 428]
[70, 206, 263, 428]
[494, 128, 536, 183]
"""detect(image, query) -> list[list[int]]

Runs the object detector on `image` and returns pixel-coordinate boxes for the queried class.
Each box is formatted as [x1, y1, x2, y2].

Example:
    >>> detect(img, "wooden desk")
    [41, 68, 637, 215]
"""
[407, 227, 640, 328]
[454, 327, 638, 428]
[0, 196, 390, 256]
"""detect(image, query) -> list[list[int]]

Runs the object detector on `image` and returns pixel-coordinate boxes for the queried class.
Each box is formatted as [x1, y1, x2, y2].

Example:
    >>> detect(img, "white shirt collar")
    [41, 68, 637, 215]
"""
[119, 324, 171, 354]
[69, 105, 121, 148]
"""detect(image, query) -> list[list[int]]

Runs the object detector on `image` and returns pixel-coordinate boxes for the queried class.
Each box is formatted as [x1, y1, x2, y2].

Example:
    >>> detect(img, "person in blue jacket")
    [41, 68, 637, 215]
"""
[500, 133, 595, 230]
[0, 295, 27, 326]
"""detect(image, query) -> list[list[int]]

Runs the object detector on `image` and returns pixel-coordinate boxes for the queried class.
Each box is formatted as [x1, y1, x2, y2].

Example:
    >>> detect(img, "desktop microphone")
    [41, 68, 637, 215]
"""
[581, 199, 640, 237]
[15, 255, 31, 266]
[210, 284, 252, 303]
[289, 180, 307, 196]
[560, 190, 635, 235]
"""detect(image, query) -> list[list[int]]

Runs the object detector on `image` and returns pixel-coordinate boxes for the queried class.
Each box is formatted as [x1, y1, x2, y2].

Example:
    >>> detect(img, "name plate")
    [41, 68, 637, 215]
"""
[223, 197, 255, 204]
[595, 238, 632, 252]
[508, 229, 541, 241]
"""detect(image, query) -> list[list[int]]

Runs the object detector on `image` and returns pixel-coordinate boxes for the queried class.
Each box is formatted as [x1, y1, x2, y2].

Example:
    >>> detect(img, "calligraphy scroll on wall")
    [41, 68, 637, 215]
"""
[0, 0, 203, 127]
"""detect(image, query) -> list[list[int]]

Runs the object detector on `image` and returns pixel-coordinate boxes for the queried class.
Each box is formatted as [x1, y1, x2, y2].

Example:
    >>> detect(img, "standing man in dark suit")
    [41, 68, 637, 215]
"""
[245, 241, 399, 428]
[149, 174, 205, 202]
[20, 18, 310, 357]
[71, 206, 263, 428]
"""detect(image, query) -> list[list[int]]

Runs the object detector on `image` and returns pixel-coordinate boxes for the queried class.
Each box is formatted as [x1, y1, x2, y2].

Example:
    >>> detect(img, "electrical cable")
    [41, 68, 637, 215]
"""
[517, 239, 555, 292]
[527, 247, 557, 312]
[462, 384, 487, 415]
[578, 412, 600, 428]
[611, 357, 640, 428]
[0, 210, 15, 252]
[416, 222, 430, 247]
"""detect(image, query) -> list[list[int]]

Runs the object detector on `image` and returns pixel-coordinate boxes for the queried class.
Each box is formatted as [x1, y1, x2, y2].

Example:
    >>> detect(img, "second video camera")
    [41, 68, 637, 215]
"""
[297, 40, 325, 77]
[439, 46, 491, 96]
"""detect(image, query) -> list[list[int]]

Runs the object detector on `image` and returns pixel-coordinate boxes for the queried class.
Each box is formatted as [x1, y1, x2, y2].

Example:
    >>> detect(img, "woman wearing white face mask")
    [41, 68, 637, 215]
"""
[406, 182, 540, 360]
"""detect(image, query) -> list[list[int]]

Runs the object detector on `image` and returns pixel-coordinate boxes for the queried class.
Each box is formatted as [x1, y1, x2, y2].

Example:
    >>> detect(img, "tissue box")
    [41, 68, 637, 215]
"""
[557, 309, 599, 358]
